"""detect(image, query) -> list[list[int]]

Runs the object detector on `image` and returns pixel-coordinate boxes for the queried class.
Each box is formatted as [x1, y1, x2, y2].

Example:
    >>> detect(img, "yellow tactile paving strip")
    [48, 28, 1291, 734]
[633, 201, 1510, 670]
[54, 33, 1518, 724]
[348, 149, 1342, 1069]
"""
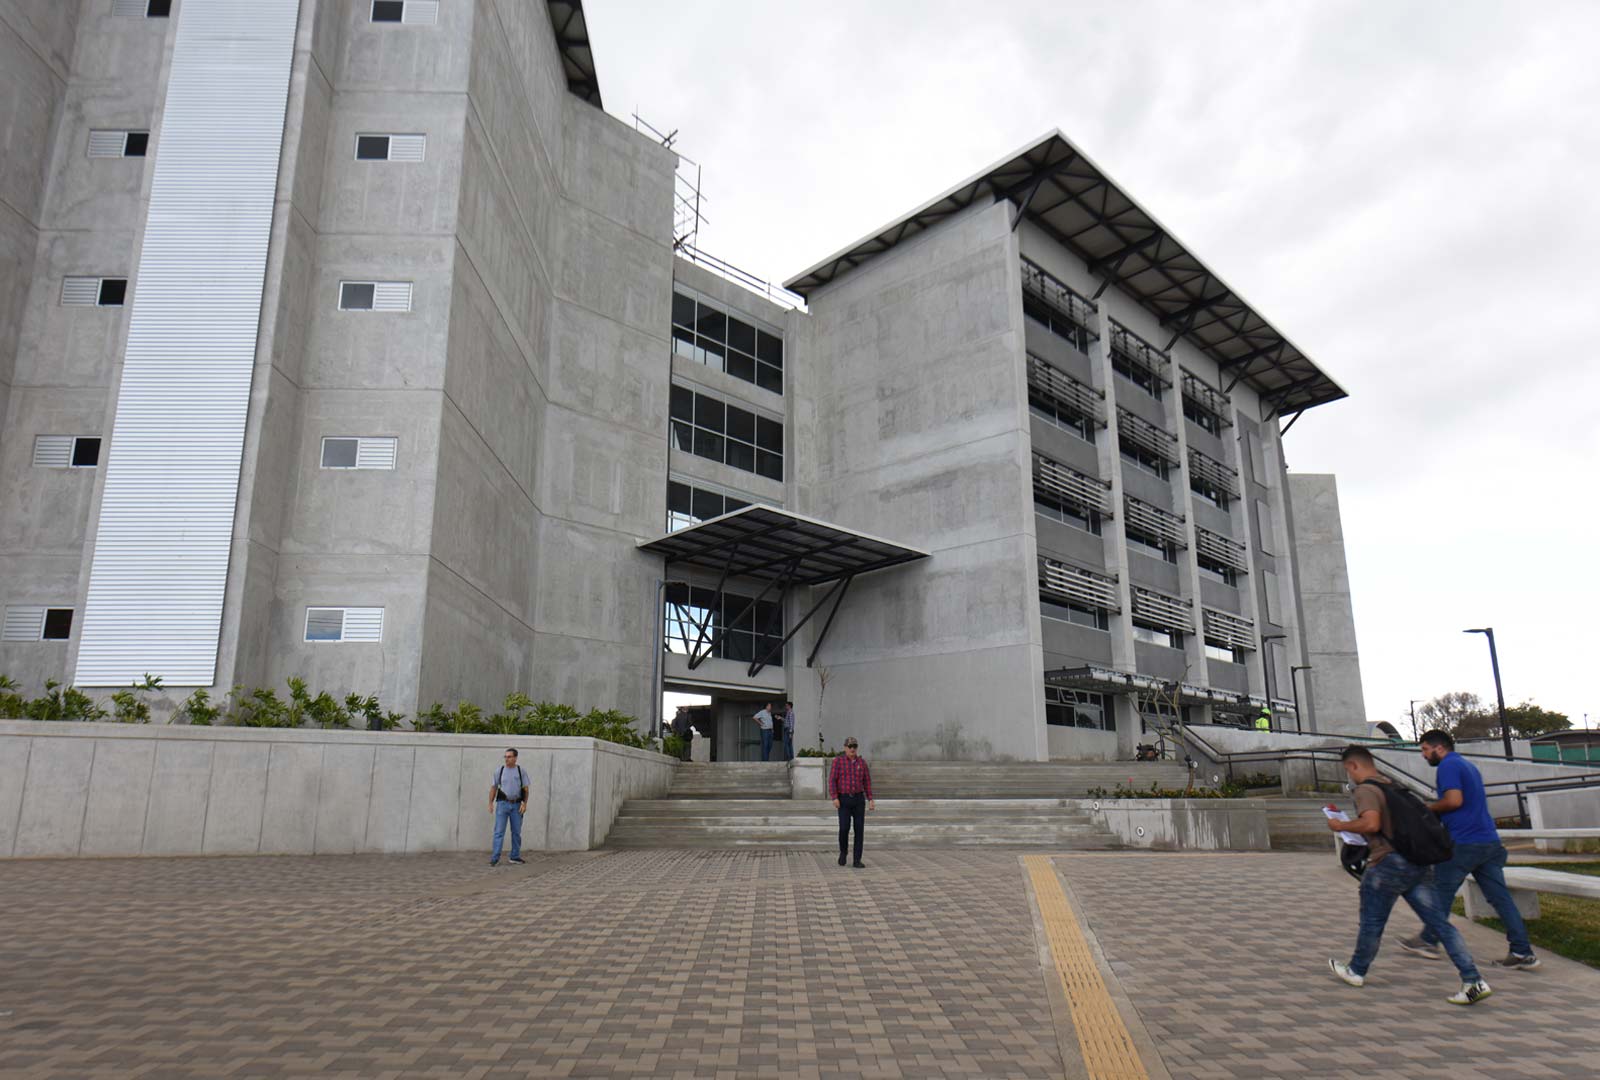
[1025, 854, 1151, 1080]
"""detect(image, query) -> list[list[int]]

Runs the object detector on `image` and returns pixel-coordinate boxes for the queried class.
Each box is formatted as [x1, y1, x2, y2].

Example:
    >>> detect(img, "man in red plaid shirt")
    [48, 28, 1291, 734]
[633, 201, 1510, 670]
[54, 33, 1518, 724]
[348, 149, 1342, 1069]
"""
[828, 737, 874, 868]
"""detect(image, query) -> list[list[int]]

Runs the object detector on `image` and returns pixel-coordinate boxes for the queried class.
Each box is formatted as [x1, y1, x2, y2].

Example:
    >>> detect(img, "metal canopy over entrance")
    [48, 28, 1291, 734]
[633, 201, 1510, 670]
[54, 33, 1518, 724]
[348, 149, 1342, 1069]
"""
[785, 130, 1346, 416]
[1044, 665, 1293, 721]
[639, 505, 929, 677]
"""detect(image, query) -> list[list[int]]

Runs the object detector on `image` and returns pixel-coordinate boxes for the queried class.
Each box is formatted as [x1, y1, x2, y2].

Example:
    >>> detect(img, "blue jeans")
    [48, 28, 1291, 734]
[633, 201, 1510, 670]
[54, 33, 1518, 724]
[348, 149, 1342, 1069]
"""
[1350, 853, 1480, 982]
[1420, 841, 1531, 955]
[492, 800, 523, 860]
[782, 729, 794, 761]
[759, 728, 773, 761]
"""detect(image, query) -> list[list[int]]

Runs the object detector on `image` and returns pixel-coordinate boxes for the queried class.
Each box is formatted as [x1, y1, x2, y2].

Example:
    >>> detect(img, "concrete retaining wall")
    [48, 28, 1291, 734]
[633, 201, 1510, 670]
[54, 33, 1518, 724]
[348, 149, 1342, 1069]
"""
[1087, 798, 1270, 851]
[0, 721, 676, 858]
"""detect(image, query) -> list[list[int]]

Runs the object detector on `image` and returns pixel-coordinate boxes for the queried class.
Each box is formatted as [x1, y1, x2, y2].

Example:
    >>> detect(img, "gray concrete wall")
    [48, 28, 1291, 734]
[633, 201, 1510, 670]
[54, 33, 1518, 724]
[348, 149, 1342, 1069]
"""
[1287, 473, 1367, 735]
[0, 720, 675, 857]
[1089, 798, 1269, 851]
[794, 200, 1046, 762]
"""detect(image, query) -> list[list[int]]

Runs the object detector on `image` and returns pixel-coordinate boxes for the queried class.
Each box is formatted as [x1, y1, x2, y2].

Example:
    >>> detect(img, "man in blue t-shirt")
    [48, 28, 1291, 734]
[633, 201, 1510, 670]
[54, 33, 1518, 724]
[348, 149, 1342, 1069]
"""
[1400, 730, 1539, 971]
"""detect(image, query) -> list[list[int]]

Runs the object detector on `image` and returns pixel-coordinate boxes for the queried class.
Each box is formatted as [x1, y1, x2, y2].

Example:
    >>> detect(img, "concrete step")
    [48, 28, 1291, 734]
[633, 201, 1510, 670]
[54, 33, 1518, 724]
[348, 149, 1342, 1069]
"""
[605, 823, 1124, 849]
[668, 763, 791, 799]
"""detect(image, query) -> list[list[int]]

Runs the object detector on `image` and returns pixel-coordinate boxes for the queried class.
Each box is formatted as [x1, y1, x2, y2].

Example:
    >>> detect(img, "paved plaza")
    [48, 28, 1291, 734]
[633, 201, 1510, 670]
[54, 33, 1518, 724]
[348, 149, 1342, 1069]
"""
[2, 849, 1597, 1078]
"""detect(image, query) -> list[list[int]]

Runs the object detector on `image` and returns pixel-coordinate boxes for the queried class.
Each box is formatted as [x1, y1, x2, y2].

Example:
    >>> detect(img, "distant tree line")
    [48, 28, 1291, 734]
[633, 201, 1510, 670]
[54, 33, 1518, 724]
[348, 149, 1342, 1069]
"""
[1413, 691, 1571, 740]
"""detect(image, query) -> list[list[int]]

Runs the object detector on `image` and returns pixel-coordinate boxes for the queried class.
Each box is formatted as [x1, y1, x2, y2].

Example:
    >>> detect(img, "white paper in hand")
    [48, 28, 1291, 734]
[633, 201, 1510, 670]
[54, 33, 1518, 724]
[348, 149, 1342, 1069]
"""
[1323, 806, 1367, 846]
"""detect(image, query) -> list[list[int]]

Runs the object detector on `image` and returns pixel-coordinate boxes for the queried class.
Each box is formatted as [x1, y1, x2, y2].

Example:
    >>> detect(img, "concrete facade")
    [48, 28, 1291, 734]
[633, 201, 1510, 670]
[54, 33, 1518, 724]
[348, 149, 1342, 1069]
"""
[0, 2, 1364, 764]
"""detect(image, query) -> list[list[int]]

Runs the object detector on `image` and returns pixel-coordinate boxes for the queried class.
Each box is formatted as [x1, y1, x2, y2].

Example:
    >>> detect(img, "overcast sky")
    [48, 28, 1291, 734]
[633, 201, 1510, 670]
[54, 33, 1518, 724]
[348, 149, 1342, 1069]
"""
[589, 1, 1600, 732]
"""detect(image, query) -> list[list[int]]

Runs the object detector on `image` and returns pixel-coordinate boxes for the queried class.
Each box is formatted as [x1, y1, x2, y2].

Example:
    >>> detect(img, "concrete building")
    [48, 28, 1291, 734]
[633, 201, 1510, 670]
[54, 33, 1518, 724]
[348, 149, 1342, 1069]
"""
[0, 0, 1366, 761]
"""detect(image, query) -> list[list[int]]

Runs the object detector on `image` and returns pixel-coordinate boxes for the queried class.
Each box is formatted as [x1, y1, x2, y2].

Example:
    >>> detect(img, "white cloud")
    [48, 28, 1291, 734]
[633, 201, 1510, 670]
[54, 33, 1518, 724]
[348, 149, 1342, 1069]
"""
[587, 0, 1600, 730]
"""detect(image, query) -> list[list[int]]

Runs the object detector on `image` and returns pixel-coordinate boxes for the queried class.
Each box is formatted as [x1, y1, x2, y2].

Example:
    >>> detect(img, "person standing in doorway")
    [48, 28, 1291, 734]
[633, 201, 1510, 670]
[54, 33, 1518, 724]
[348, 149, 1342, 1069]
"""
[1400, 730, 1540, 970]
[829, 738, 874, 868]
[753, 702, 775, 761]
[782, 701, 796, 762]
[1325, 746, 1491, 1004]
[489, 748, 528, 867]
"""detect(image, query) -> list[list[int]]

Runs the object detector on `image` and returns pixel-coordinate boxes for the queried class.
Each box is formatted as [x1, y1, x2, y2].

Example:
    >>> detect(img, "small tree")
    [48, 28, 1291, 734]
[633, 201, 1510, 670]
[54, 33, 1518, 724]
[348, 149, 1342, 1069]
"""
[1416, 691, 1490, 736]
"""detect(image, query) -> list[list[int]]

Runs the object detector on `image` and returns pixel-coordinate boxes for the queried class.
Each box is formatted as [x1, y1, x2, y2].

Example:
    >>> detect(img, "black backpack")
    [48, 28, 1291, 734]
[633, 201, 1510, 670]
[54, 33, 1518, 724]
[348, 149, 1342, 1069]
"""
[1361, 779, 1454, 866]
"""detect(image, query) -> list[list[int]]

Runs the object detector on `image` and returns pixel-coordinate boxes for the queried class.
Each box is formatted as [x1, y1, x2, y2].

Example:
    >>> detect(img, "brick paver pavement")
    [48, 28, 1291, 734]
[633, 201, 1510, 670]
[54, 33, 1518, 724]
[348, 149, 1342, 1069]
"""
[0, 850, 1064, 1079]
[1053, 852, 1600, 1080]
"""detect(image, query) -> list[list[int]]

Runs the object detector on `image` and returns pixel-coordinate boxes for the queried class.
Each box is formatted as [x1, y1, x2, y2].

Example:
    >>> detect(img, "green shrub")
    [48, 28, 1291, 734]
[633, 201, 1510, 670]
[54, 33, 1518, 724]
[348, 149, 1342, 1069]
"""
[1087, 781, 1235, 800]
[177, 688, 221, 726]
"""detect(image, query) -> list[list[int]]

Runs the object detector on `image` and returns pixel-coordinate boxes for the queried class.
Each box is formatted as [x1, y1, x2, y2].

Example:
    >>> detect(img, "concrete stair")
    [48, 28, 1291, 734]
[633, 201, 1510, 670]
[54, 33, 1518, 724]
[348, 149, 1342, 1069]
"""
[667, 762, 791, 799]
[605, 797, 1126, 849]
[1263, 796, 1339, 851]
[869, 760, 1195, 799]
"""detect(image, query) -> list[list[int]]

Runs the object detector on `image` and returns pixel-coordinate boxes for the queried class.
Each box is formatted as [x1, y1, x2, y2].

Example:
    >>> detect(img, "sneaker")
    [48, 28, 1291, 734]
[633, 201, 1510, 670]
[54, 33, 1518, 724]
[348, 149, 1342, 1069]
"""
[852, 861, 866, 869]
[1399, 935, 1442, 960]
[1446, 980, 1493, 1006]
[1494, 952, 1540, 971]
[838, 854, 847, 866]
[1327, 959, 1365, 987]
[489, 858, 499, 867]
[509, 856, 525, 865]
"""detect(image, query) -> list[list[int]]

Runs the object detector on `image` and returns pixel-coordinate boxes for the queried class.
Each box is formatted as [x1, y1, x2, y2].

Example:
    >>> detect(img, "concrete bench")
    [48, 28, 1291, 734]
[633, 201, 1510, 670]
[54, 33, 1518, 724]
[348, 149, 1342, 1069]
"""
[1463, 865, 1600, 921]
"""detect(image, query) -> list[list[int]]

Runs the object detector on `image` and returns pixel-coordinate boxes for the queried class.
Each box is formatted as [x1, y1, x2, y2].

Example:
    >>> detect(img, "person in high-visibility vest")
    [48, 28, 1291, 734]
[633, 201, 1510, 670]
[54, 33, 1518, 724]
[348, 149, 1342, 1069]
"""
[1254, 707, 1272, 731]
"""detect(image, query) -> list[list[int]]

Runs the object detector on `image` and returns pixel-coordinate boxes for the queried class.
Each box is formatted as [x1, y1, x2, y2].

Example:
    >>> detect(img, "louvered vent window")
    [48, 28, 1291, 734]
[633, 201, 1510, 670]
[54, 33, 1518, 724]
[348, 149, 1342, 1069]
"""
[2, 606, 74, 642]
[339, 281, 412, 311]
[33, 435, 102, 468]
[355, 134, 426, 162]
[113, 0, 171, 16]
[304, 607, 385, 643]
[61, 277, 127, 306]
[321, 436, 398, 470]
[88, 130, 150, 158]
[371, 0, 439, 24]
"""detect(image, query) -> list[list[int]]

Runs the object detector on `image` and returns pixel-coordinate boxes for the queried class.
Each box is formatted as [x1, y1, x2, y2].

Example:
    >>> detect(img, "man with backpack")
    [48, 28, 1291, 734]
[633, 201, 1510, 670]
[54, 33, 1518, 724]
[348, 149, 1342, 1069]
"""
[1400, 730, 1540, 971]
[488, 748, 529, 866]
[1325, 745, 1492, 1005]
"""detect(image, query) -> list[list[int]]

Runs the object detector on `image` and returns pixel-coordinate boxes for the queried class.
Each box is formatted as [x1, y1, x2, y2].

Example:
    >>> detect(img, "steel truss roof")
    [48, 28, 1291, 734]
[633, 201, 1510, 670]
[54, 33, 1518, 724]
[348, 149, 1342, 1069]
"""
[545, 2, 602, 107]
[785, 131, 1346, 415]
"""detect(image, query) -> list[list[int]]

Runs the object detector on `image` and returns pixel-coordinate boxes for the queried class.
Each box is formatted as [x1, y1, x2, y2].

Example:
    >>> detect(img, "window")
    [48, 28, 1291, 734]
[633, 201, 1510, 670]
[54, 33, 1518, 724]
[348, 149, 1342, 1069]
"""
[666, 480, 750, 532]
[1205, 641, 1242, 664]
[114, 0, 170, 16]
[1197, 554, 1238, 587]
[33, 435, 102, 468]
[1028, 389, 1095, 443]
[339, 281, 412, 311]
[1111, 350, 1162, 400]
[1120, 442, 1169, 480]
[355, 134, 426, 162]
[1124, 525, 1176, 564]
[371, 0, 438, 23]
[671, 288, 783, 395]
[1040, 597, 1108, 631]
[1132, 622, 1181, 649]
[1020, 258, 1097, 353]
[320, 436, 398, 470]
[2, 606, 74, 642]
[1034, 491, 1101, 536]
[61, 277, 127, 306]
[88, 130, 149, 158]
[1190, 476, 1230, 510]
[1184, 396, 1221, 437]
[1254, 498, 1277, 554]
[663, 584, 784, 663]
[669, 384, 783, 481]
[304, 607, 385, 643]
[1045, 687, 1114, 731]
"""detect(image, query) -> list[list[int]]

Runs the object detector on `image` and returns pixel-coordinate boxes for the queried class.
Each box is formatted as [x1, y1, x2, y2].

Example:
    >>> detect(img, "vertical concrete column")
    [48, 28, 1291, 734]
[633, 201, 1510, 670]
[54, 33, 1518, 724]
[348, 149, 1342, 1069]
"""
[1226, 402, 1268, 702]
[1089, 300, 1138, 757]
[1258, 418, 1306, 723]
[1162, 358, 1209, 696]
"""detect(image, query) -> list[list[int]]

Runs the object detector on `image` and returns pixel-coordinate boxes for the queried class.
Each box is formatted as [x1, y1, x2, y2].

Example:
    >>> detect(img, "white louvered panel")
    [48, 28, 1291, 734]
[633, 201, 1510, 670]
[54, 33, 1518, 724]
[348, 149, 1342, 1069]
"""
[3, 606, 46, 642]
[112, 0, 146, 16]
[1039, 558, 1119, 613]
[1021, 258, 1097, 339]
[88, 130, 128, 158]
[32, 435, 75, 467]
[1131, 587, 1192, 634]
[1195, 527, 1248, 571]
[75, 0, 300, 687]
[1203, 607, 1256, 651]
[1182, 369, 1232, 424]
[1109, 323, 1171, 385]
[341, 607, 385, 642]
[386, 134, 426, 162]
[61, 277, 102, 305]
[1032, 453, 1111, 516]
[355, 437, 398, 469]
[1026, 354, 1105, 425]
[372, 282, 412, 311]
[402, 0, 439, 24]
[1124, 495, 1187, 547]
[1117, 408, 1179, 463]
[1189, 448, 1241, 497]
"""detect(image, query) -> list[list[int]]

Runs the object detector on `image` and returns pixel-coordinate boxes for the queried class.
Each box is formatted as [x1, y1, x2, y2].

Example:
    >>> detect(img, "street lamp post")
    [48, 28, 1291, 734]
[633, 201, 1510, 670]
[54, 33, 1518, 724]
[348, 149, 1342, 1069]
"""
[1260, 632, 1286, 733]
[1464, 627, 1513, 760]
[1290, 665, 1312, 735]
[1408, 699, 1423, 742]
